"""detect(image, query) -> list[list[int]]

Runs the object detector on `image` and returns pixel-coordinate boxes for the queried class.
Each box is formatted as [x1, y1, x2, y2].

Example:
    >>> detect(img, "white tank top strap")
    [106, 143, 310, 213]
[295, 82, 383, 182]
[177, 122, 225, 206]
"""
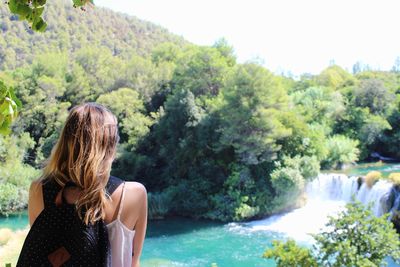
[107, 181, 135, 267]
[117, 182, 126, 220]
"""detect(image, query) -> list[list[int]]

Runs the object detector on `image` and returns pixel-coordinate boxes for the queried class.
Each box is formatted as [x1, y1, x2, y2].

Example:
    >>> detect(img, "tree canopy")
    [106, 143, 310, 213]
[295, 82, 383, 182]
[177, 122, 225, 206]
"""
[2, 2, 400, 223]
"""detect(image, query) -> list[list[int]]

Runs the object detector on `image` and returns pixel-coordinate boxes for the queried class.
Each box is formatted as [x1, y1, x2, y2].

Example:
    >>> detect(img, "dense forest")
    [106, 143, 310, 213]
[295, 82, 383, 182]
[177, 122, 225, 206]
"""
[1, 0, 400, 222]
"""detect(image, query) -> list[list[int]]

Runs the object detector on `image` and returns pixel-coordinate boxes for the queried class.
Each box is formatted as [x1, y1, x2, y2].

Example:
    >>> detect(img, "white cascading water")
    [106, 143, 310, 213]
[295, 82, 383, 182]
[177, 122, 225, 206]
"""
[246, 173, 397, 242]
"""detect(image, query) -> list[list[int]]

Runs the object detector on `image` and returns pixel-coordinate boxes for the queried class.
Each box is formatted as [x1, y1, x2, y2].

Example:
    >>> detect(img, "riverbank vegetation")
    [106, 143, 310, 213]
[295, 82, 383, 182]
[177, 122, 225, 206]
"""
[0, 228, 27, 266]
[2, 0, 400, 222]
[264, 201, 400, 267]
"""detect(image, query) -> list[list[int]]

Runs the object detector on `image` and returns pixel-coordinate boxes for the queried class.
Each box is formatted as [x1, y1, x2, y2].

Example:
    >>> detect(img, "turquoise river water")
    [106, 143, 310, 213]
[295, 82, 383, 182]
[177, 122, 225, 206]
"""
[1, 163, 399, 267]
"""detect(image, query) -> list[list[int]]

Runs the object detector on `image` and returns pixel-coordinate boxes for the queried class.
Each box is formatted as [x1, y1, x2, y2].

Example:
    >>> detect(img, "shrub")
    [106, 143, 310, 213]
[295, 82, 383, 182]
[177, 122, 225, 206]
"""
[322, 135, 359, 169]
[263, 239, 317, 267]
[271, 165, 304, 195]
[298, 156, 320, 180]
[270, 166, 304, 213]
[388, 173, 400, 186]
[0, 183, 20, 215]
[0, 228, 13, 246]
[264, 201, 400, 267]
[268, 155, 320, 213]
[0, 163, 39, 215]
[148, 191, 173, 220]
[280, 155, 320, 181]
[0, 229, 29, 267]
[0, 133, 39, 215]
[364, 171, 382, 188]
[206, 164, 261, 221]
[234, 202, 259, 220]
[0, 163, 39, 188]
[313, 201, 400, 266]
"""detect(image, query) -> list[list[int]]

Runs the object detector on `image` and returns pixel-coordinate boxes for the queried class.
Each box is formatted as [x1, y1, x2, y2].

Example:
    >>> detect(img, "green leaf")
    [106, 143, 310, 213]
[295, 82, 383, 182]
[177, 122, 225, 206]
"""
[0, 101, 9, 114]
[0, 115, 4, 126]
[33, 6, 44, 17]
[0, 117, 11, 135]
[15, 3, 31, 17]
[32, 0, 46, 7]
[7, 104, 14, 117]
[32, 17, 47, 32]
[8, 0, 19, 13]
[0, 80, 22, 134]
[72, 0, 85, 7]
[25, 10, 35, 23]
[8, 87, 22, 108]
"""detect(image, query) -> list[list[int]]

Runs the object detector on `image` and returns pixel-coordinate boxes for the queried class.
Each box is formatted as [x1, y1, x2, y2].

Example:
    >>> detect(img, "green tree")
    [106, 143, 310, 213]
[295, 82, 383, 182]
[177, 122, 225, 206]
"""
[212, 38, 236, 67]
[74, 47, 125, 102]
[290, 86, 345, 127]
[313, 202, 400, 267]
[172, 46, 231, 97]
[218, 63, 291, 165]
[354, 79, 395, 115]
[359, 115, 391, 147]
[0, 133, 39, 215]
[322, 135, 359, 169]
[207, 164, 260, 221]
[122, 55, 171, 103]
[152, 42, 181, 64]
[270, 155, 319, 210]
[263, 240, 318, 267]
[379, 108, 400, 158]
[10, 56, 71, 163]
[317, 65, 355, 89]
[64, 63, 91, 106]
[264, 202, 400, 267]
[278, 113, 328, 161]
[97, 88, 153, 149]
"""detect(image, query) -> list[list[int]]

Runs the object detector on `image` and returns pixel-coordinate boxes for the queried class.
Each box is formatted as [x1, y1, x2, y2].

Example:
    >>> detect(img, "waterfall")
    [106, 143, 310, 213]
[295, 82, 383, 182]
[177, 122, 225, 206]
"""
[357, 181, 393, 216]
[389, 186, 400, 229]
[247, 173, 400, 241]
[306, 174, 394, 217]
[305, 173, 359, 202]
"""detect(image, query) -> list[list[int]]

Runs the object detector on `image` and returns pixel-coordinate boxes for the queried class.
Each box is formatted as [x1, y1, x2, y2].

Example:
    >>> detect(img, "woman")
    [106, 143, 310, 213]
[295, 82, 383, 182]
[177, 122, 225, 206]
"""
[25, 103, 147, 267]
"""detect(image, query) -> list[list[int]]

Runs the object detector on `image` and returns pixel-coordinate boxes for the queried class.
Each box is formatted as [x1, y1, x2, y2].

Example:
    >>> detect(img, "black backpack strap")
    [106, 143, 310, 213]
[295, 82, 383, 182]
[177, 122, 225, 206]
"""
[43, 176, 123, 206]
[106, 175, 124, 195]
[42, 178, 62, 208]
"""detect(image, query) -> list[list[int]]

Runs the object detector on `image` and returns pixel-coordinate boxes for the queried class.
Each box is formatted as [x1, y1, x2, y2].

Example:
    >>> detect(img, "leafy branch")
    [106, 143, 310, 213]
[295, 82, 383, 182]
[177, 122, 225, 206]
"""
[6, 0, 93, 32]
[0, 81, 22, 134]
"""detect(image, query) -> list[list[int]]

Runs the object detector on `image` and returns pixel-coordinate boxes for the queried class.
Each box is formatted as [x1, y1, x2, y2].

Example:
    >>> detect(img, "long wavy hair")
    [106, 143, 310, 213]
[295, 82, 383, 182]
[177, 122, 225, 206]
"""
[42, 102, 119, 224]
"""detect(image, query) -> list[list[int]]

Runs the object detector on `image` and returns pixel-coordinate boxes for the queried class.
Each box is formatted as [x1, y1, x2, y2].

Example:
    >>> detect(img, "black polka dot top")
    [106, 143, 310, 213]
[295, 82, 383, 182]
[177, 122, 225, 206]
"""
[17, 176, 124, 267]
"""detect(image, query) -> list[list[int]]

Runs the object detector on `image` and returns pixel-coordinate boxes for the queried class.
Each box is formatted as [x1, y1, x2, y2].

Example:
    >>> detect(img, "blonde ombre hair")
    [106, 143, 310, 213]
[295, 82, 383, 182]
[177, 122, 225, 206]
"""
[42, 102, 119, 224]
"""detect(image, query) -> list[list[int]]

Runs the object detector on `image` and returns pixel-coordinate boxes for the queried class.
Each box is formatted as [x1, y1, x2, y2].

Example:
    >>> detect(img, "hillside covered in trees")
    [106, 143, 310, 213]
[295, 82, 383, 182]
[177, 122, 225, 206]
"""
[0, 0, 186, 70]
[1, 0, 400, 223]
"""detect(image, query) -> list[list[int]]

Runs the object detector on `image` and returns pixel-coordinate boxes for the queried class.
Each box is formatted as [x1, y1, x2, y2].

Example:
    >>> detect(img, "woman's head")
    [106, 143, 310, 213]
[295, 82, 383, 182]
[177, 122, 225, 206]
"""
[43, 102, 119, 224]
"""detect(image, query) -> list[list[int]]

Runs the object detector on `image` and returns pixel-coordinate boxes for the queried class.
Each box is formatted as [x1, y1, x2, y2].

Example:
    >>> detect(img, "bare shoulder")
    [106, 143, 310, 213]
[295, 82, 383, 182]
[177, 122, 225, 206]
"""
[28, 178, 44, 226]
[29, 178, 43, 198]
[120, 182, 147, 229]
[123, 182, 147, 210]
[125, 182, 147, 199]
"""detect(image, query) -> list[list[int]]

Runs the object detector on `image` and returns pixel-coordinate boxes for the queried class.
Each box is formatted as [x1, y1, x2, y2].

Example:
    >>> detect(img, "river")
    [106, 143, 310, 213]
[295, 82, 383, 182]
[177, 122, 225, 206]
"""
[1, 163, 399, 266]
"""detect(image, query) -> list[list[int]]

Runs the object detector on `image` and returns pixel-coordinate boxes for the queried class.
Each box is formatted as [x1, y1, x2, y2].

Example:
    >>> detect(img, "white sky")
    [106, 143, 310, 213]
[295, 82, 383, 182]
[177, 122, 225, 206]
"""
[95, 0, 400, 75]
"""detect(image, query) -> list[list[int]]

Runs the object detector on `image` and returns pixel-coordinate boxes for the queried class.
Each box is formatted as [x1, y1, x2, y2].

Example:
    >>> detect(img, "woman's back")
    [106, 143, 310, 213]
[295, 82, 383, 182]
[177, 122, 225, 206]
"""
[24, 175, 147, 267]
[105, 177, 135, 267]
[104, 177, 147, 267]
[22, 103, 148, 267]
[18, 178, 111, 266]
